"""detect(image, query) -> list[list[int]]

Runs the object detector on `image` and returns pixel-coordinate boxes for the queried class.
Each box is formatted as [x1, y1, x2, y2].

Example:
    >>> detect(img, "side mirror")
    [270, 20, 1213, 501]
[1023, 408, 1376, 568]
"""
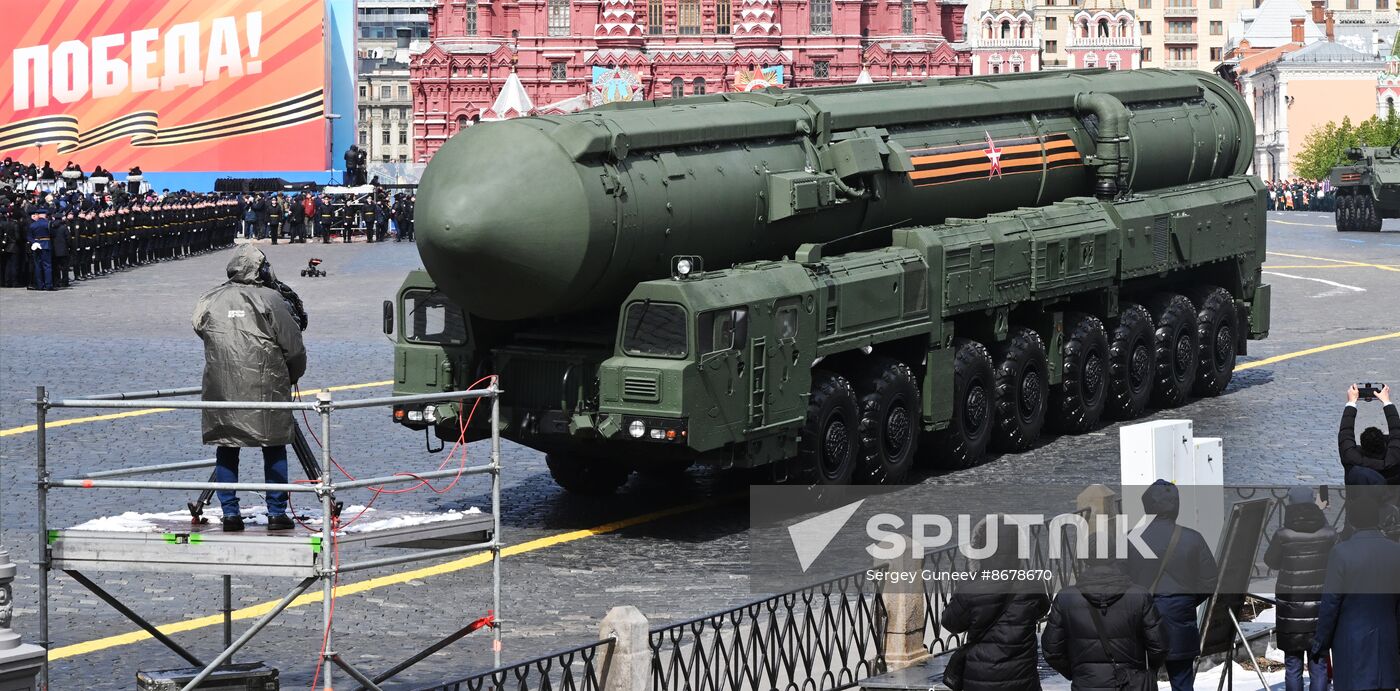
[382, 300, 394, 335]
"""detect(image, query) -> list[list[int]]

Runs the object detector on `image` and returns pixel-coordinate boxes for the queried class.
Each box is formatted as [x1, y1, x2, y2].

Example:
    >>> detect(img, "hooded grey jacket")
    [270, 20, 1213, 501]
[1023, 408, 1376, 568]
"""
[193, 245, 307, 447]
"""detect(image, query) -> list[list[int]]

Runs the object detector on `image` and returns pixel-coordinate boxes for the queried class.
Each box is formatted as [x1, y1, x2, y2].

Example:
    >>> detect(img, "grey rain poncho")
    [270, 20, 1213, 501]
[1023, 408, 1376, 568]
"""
[193, 245, 307, 447]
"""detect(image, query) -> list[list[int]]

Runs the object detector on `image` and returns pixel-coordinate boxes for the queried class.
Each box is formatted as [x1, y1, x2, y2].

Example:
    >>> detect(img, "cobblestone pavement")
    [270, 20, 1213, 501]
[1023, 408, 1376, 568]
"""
[0, 212, 1397, 689]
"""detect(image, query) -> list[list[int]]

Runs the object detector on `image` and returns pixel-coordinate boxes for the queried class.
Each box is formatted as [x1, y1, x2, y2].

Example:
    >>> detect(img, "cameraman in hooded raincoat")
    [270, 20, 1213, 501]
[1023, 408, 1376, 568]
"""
[193, 245, 307, 532]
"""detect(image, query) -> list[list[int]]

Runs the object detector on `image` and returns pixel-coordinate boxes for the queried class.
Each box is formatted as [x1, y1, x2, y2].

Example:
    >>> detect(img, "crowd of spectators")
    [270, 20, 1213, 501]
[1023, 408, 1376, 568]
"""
[938, 385, 1399, 691]
[2, 158, 239, 291]
[235, 190, 415, 244]
[1267, 179, 1336, 212]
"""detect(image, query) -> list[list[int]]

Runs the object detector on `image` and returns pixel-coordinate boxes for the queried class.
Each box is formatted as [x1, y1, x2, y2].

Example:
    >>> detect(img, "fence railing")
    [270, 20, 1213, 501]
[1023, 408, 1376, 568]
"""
[649, 571, 887, 691]
[416, 638, 614, 691]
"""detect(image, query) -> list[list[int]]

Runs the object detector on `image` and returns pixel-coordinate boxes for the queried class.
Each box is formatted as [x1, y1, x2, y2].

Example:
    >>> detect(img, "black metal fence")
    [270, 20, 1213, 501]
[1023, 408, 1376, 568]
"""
[416, 638, 613, 691]
[649, 571, 887, 691]
[1232, 485, 1354, 581]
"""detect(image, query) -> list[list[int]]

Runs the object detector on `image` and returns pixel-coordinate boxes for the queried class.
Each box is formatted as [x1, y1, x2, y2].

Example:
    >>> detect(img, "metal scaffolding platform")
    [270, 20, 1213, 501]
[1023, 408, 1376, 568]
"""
[31, 383, 504, 691]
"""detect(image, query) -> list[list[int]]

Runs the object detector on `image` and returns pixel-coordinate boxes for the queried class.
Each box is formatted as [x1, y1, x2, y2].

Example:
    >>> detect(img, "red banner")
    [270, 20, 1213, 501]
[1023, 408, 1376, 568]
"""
[1, 0, 327, 172]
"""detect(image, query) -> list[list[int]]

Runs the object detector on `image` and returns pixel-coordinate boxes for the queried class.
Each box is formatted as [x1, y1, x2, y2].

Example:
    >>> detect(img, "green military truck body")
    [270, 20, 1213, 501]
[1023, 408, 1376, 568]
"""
[389, 68, 1270, 493]
[1331, 144, 1400, 232]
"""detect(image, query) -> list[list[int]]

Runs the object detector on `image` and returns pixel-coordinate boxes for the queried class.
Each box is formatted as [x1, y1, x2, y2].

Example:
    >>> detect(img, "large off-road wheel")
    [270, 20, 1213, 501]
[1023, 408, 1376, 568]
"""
[992, 327, 1049, 452]
[932, 339, 995, 469]
[1107, 304, 1156, 420]
[1148, 293, 1199, 408]
[854, 357, 920, 485]
[1190, 286, 1239, 397]
[1335, 194, 1352, 231]
[796, 370, 859, 485]
[1359, 194, 1383, 232]
[546, 454, 631, 495]
[1051, 314, 1109, 434]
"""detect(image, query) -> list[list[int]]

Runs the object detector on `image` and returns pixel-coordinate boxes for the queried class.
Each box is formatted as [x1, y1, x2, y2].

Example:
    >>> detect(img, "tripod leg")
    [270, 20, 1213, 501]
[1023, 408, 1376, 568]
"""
[292, 424, 342, 517]
[1229, 610, 1268, 689]
[188, 469, 218, 523]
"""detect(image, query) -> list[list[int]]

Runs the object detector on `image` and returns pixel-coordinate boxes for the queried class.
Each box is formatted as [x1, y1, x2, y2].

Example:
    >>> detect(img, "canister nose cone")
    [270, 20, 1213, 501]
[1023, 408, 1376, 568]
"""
[415, 121, 600, 321]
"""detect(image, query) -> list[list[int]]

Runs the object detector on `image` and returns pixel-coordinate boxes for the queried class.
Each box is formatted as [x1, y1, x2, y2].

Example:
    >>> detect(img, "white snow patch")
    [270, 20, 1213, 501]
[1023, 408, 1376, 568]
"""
[1252, 606, 1277, 624]
[68, 505, 481, 535]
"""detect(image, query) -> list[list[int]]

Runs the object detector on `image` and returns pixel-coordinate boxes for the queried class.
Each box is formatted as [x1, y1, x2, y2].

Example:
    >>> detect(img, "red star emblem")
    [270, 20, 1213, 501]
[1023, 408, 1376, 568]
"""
[983, 132, 1004, 179]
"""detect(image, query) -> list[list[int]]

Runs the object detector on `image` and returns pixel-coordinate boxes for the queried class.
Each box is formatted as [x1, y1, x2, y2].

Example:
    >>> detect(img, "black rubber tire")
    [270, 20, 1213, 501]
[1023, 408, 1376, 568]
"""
[1148, 293, 1199, 408]
[1051, 314, 1110, 433]
[991, 327, 1049, 452]
[854, 357, 921, 484]
[1360, 195, 1383, 232]
[933, 339, 996, 469]
[1335, 195, 1351, 231]
[796, 370, 859, 485]
[546, 454, 630, 495]
[1107, 303, 1156, 420]
[1190, 286, 1239, 397]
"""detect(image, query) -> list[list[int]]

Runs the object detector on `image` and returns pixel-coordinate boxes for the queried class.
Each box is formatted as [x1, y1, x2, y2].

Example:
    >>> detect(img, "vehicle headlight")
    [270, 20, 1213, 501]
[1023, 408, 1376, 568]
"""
[629, 420, 646, 438]
[675, 258, 692, 276]
[423, 406, 438, 424]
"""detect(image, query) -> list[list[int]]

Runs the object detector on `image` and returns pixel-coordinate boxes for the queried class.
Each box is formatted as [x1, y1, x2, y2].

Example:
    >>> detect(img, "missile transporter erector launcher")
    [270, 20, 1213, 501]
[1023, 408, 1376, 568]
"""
[389, 68, 1270, 493]
[1331, 143, 1400, 232]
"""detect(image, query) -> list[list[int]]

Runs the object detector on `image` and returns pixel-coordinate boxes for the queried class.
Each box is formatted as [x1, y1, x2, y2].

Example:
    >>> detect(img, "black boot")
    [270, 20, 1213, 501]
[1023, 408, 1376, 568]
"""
[267, 514, 294, 531]
[222, 515, 245, 532]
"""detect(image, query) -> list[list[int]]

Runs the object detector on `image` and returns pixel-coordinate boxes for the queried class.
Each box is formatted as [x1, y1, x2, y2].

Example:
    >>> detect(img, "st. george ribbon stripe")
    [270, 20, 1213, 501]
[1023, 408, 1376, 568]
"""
[0, 90, 323, 153]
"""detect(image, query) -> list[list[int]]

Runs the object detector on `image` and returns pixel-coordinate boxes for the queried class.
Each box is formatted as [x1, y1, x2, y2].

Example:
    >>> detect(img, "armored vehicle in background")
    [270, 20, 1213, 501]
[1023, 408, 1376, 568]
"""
[1331, 143, 1400, 232]
[387, 68, 1270, 494]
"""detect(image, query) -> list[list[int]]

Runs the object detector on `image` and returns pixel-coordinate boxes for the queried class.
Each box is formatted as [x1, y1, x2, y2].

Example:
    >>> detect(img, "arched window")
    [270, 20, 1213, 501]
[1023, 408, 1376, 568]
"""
[678, 0, 700, 34]
[456, 115, 468, 130]
[548, 0, 570, 36]
[1084, 53, 1099, 67]
[1120, 18, 1130, 37]
[670, 77, 684, 98]
[811, 0, 832, 34]
[1001, 20, 1011, 38]
[693, 77, 706, 95]
[1097, 18, 1110, 37]
[1018, 20, 1027, 38]
[466, 0, 478, 35]
[901, 0, 914, 33]
[717, 0, 731, 33]
[984, 19, 995, 39]
[1080, 19, 1090, 38]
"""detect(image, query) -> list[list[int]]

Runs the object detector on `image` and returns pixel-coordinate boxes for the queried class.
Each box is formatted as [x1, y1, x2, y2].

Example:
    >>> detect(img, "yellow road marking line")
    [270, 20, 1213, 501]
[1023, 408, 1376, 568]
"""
[1268, 251, 1400, 273]
[1236, 331, 1400, 372]
[50, 495, 732, 661]
[0, 381, 394, 437]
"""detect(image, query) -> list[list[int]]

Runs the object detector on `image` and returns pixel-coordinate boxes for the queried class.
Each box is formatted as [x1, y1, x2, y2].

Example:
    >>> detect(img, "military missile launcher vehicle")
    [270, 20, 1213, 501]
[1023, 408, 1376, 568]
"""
[387, 68, 1270, 493]
[1331, 143, 1400, 232]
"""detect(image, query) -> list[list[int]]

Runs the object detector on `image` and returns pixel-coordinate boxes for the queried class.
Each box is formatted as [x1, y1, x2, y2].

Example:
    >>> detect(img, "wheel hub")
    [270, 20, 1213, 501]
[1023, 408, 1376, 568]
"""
[1174, 334, 1193, 377]
[1129, 343, 1150, 391]
[965, 384, 988, 432]
[1020, 369, 1043, 419]
[822, 418, 850, 477]
[884, 405, 911, 455]
[1084, 352, 1104, 397]
[1214, 326, 1234, 368]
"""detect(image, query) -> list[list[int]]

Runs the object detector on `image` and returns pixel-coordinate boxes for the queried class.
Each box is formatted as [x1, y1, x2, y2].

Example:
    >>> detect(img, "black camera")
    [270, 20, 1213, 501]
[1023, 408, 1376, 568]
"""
[1357, 383, 1384, 401]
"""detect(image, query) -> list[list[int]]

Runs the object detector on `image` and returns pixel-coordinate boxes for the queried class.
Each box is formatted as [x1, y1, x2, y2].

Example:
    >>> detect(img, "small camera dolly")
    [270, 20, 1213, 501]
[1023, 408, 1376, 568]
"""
[300, 258, 326, 277]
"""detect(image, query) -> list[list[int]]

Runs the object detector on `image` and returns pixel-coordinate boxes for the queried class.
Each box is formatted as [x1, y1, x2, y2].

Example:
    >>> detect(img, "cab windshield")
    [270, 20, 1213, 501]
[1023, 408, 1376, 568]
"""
[621, 301, 687, 358]
[403, 290, 467, 345]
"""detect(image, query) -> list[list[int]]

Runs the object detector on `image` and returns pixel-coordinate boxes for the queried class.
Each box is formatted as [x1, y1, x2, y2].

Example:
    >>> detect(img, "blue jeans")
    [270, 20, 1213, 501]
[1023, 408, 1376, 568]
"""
[32, 248, 52, 289]
[1164, 659, 1196, 691]
[1284, 650, 1328, 691]
[215, 446, 288, 517]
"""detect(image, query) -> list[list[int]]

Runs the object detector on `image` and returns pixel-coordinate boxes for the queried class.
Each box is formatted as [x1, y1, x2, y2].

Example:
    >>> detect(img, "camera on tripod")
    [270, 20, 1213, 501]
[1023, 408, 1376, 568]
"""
[300, 258, 326, 278]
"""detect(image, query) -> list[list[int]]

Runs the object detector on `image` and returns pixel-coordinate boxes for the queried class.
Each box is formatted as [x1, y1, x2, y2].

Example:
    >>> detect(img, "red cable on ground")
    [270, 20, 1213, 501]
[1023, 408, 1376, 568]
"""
[289, 375, 497, 687]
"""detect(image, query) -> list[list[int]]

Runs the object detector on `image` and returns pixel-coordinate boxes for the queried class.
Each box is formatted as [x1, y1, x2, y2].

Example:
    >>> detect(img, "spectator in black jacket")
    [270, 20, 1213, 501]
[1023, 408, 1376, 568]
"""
[51, 209, 70, 288]
[1124, 480, 1219, 691]
[1340, 384, 1399, 485]
[1042, 558, 1169, 691]
[940, 523, 1051, 691]
[1312, 491, 1400, 691]
[1263, 487, 1337, 691]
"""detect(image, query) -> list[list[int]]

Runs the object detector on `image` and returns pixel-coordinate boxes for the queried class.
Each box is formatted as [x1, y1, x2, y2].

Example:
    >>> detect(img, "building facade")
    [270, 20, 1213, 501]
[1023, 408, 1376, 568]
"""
[409, 0, 975, 161]
[1244, 37, 1385, 179]
[358, 0, 433, 173]
[965, 0, 1140, 73]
